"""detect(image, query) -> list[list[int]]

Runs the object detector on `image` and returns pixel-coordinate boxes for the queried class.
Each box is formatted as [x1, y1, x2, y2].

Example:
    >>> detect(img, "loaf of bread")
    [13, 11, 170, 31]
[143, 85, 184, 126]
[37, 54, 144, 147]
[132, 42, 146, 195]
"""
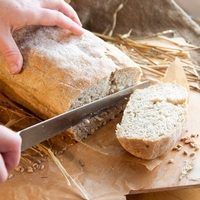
[116, 83, 188, 159]
[0, 27, 142, 139]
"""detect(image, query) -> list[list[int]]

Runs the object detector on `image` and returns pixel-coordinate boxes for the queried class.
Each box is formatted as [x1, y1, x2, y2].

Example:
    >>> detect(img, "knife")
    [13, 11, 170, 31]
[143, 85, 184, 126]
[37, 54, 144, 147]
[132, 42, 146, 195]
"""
[19, 81, 151, 151]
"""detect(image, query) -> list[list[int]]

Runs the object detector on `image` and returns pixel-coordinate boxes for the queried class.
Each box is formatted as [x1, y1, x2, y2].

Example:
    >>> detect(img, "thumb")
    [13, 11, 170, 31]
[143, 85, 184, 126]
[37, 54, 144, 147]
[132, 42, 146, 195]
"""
[0, 30, 23, 74]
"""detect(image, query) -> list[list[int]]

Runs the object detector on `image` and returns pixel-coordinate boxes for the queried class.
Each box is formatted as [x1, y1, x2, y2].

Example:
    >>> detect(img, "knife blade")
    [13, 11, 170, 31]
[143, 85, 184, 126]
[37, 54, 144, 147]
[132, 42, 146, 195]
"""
[19, 81, 151, 151]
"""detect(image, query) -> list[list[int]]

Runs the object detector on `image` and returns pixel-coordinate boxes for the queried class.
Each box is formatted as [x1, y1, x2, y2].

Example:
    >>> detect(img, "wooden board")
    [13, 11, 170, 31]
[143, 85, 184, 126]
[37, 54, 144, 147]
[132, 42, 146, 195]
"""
[127, 188, 200, 200]
[0, 91, 200, 199]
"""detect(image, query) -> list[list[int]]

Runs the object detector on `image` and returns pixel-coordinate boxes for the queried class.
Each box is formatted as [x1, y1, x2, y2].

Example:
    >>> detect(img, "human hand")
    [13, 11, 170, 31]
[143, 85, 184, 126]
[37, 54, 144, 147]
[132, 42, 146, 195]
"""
[0, 0, 84, 74]
[0, 125, 21, 183]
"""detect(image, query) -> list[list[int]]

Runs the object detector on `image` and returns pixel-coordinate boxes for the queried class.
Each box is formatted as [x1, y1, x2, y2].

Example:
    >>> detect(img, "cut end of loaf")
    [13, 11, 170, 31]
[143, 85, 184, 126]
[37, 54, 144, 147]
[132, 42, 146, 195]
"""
[70, 67, 142, 139]
[116, 83, 188, 159]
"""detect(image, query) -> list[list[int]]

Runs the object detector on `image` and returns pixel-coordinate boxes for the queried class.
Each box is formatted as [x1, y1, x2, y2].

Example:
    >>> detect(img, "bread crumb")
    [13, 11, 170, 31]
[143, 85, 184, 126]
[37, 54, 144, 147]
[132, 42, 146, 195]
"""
[191, 134, 196, 138]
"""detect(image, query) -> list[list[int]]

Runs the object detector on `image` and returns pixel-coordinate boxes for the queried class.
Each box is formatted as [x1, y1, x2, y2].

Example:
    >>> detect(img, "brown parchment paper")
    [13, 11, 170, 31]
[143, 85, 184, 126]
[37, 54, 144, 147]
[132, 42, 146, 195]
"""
[0, 37, 199, 199]
[0, 92, 200, 200]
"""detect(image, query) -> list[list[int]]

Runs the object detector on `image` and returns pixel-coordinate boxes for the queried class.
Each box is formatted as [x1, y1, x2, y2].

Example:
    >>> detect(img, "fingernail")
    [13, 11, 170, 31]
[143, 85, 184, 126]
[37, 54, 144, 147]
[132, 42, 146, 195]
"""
[9, 64, 20, 75]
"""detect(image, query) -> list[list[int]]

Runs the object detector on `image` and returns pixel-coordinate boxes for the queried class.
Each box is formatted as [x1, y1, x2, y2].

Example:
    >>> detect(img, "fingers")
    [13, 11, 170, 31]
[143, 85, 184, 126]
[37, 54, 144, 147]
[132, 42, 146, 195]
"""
[0, 154, 8, 183]
[40, 0, 82, 26]
[36, 9, 84, 35]
[0, 126, 21, 172]
[58, 1, 82, 26]
[3, 150, 21, 172]
[0, 29, 23, 74]
[0, 126, 21, 152]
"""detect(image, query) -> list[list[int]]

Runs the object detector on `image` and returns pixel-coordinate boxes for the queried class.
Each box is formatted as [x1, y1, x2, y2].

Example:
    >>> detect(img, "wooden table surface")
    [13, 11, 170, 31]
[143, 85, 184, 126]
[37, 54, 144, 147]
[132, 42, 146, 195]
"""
[127, 188, 200, 200]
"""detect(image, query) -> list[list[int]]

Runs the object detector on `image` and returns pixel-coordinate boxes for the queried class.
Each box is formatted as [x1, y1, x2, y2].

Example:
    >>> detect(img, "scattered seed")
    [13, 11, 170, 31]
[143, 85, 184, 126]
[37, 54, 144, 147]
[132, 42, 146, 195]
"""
[40, 165, 45, 170]
[20, 167, 25, 173]
[191, 134, 196, 138]
[15, 166, 21, 172]
[84, 119, 90, 124]
[95, 116, 103, 121]
[183, 150, 188, 156]
[168, 159, 174, 164]
[180, 136, 189, 142]
[27, 167, 34, 173]
[15, 165, 24, 173]
[172, 144, 182, 151]
[190, 153, 195, 157]
[189, 142, 196, 148]
[195, 146, 199, 151]
[33, 163, 39, 170]
[177, 144, 183, 148]
[8, 174, 14, 179]
[184, 139, 191, 144]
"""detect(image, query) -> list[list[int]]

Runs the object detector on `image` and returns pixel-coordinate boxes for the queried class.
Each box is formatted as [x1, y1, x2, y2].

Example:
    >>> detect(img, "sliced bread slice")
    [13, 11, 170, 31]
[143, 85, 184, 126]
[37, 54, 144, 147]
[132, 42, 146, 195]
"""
[116, 83, 188, 159]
